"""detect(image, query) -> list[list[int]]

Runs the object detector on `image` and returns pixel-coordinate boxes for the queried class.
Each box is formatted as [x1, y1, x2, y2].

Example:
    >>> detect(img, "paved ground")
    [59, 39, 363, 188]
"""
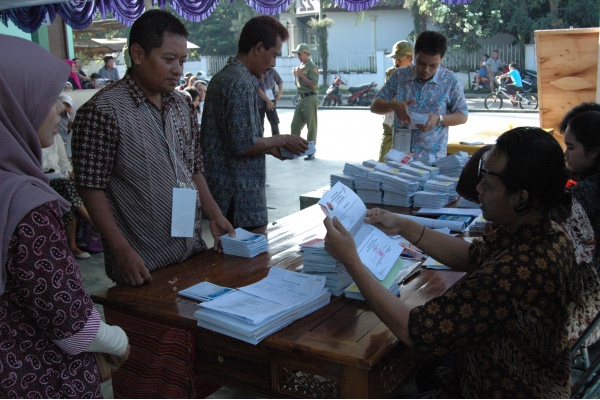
[78, 107, 540, 398]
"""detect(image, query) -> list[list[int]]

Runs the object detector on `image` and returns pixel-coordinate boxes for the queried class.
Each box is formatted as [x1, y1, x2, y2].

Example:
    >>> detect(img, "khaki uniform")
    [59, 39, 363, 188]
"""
[379, 65, 398, 161]
[291, 58, 319, 143]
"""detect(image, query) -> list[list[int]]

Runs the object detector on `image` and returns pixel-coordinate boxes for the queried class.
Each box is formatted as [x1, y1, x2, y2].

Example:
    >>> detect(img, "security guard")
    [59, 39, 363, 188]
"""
[291, 43, 319, 160]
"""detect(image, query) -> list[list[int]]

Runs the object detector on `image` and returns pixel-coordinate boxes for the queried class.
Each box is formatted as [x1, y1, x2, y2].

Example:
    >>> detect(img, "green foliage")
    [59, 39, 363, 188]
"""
[182, 0, 258, 55]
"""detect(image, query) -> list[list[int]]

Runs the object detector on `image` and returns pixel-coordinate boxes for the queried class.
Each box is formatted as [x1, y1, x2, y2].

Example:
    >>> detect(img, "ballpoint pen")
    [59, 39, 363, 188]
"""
[399, 267, 422, 285]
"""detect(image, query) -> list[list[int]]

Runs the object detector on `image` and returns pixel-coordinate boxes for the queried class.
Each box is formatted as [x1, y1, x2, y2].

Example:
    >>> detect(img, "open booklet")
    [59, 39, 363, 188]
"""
[318, 182, 402, 280]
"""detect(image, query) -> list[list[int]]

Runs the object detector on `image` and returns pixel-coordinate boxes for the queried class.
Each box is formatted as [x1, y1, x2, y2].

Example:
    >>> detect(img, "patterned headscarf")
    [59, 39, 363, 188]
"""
[0, 35, 70, 295]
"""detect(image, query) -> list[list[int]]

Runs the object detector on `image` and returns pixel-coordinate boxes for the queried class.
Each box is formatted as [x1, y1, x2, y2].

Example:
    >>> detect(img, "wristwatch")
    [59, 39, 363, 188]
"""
[437, 114, 444, 127]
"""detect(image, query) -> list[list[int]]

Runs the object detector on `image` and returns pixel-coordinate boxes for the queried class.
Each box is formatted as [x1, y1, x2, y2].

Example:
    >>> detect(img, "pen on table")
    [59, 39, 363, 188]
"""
[400, 267, 422, 285]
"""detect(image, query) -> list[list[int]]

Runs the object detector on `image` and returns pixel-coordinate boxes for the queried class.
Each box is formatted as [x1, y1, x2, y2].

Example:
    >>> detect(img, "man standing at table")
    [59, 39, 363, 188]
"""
[201, 16, 308, 233]
[290, 43, 319, 160]
[378, 40, 413, 161]
[371, 31, 468, 158]
[72, 9, 234, 287]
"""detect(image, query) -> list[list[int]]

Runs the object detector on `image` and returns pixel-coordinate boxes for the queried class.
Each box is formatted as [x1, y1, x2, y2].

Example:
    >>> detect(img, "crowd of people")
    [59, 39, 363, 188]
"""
[1, 6, 599, 399]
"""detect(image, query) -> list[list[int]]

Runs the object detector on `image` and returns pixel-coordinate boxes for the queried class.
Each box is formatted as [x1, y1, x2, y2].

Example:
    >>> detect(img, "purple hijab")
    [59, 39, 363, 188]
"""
[0, 35, 70, 295]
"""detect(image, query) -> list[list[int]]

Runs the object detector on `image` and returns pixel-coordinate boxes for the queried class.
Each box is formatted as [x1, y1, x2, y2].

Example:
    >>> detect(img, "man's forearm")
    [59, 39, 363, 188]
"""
[193, 173, 225, 221]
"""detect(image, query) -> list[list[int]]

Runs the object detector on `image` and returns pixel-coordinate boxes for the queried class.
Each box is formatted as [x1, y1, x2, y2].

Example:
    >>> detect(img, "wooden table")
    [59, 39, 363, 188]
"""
[92, 205, 464, 398]
[447, 128, 555, 155]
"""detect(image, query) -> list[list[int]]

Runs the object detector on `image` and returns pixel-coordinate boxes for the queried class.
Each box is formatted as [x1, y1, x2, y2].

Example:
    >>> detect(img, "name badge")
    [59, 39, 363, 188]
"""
[171, 187, 197, 238]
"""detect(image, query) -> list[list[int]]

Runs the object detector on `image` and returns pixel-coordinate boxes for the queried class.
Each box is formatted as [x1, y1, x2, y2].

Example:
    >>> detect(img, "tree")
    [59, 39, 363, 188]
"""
[308, 17, 333, 88]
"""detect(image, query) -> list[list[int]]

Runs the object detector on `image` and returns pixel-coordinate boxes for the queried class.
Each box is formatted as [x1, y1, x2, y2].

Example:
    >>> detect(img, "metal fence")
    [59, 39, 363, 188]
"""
[312, 51, 377, 73]
[443, 44, 524, 72]
[206, 55, 231, 76]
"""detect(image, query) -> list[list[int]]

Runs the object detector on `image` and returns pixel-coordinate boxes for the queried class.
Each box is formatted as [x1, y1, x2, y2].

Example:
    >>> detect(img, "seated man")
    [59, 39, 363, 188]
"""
[324, 127, 577, 398]
[473, 53, 489, 91]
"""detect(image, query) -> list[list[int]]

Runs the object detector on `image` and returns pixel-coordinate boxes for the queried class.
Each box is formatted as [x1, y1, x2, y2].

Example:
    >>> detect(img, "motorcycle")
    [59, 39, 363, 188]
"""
[520, 69, 537, 93]
[346, 82, 378, 106]
[321, 75, 347, 106]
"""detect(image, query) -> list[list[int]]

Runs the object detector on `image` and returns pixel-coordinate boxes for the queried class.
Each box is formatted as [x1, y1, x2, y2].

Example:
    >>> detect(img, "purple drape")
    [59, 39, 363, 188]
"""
[0, 0, 471, 32]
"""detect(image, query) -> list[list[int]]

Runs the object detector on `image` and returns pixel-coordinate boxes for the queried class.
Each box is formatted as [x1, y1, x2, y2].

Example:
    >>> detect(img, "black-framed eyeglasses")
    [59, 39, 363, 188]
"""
[478, 151, 512, 182]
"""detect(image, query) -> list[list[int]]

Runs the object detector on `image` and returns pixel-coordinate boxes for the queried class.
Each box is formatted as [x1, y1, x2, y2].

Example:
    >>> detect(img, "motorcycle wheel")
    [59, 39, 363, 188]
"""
[521, 77, 534, 93]
[519, 94, 538, 110]
[292, 94, 299, 106]
[484, 94, 503, 110]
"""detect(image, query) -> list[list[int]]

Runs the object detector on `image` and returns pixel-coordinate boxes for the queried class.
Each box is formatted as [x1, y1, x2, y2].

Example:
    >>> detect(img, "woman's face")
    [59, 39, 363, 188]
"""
[37, 99, 64, 148]
[564, 126, 597, 174]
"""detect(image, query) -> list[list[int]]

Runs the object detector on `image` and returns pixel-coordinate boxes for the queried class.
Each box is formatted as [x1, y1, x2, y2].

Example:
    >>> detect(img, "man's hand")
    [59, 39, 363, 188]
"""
[114, 246, 152, 286]
[364, 208, 403, 235]
[415, 112, 438, 132]
[324, 217, 361, 267]
[279, 135, 309, 155]
[391, 99, 415, 126]
[266, 99, 275, 111]
[209, 214, 235, 253]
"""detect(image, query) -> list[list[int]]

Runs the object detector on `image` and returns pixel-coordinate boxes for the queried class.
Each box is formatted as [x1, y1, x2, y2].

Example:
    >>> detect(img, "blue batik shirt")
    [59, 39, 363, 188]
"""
[376, 64, 468, 157]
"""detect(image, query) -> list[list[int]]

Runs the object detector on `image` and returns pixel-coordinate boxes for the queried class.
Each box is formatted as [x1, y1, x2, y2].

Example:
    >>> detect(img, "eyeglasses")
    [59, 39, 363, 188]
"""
[478, 151, 512, 182]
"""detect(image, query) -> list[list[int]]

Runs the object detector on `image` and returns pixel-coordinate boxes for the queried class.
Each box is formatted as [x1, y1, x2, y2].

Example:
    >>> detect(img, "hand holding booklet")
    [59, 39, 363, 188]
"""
[319, 182, 403, 280]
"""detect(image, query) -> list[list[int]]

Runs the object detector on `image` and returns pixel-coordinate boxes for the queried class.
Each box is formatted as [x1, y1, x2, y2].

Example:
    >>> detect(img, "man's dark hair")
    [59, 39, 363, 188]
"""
[566, 111, 600, 178]
[90, 72, 101, 80]
[103, 55, 114, 63]
[559, 102, 600, 134]
[129, 9, 188, 56]
[494, 126, 569, 214]
[238, 16, 289, 54]
[414, 31, 447, 58]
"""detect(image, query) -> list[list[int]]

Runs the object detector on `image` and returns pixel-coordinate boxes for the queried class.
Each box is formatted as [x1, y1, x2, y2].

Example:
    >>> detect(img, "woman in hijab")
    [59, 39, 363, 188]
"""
[0, 35, 129, 397]
[65, 59, 82, 90]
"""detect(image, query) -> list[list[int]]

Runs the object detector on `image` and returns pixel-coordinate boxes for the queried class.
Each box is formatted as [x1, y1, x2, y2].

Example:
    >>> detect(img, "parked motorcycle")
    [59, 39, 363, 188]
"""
[520, 69, 537, 93]
[346, 82, 378, 106]
[321, 75, 347, 106]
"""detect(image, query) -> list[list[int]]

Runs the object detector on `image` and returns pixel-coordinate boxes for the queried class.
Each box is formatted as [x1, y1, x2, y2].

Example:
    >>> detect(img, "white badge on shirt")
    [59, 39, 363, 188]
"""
[171, 187, 197, 238]
[393, 127, 412, 154]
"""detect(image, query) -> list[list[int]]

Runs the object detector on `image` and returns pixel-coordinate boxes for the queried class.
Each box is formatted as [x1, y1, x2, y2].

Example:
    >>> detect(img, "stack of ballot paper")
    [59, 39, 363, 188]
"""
[221, 228, 268, 258]
[330, 173, 355, 189]
[383, 149, 413, 164]
[300, 238, 354, 296]
[409, 161, 440, 176]
[354, 171, 383, 204]
[398, 164, 431, 182]
[343, 162, 372, 178]
[413, 190, 450, 208]
[344, 258, 413, 300]
[423, 179, 457, 194]
[435, 152, 469, 178]
[279, 141, 316, 159]
[468, 214, 487, 233]
[381, 174, 419, 207]
[413, 153, 439, 166]
[179, 281, 236, 302]
[194, 268, 331, 345]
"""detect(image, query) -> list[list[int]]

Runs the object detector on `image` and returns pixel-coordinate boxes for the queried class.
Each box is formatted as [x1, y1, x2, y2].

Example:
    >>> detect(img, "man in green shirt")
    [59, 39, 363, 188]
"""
[291, 43, 319, 160]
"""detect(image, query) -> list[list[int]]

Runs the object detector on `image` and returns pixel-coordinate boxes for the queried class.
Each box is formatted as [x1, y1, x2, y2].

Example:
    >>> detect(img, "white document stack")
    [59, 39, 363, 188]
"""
[435, 152, 469, 178]
[413, 190, 450, 208]
[300, 238, 354, 296]
[279, 141, 316, 159]
[381, 174, 420, 207]
[383, 149, 414, 164]
[343, 162, 373, 178]
[194, 268, 331, 345]
[467, 214, 488, 233]
[330, 173, 355, 190]
[221, 228, 268, 258]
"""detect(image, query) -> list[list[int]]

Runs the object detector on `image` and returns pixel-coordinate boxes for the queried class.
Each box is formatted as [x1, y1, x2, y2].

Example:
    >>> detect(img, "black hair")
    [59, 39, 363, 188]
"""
[483, 53, 489, 58]
[494, 127, 570, 214]
[414, 31, 447, 58]
[559, 102, 600, 134]
[566, 111, 600, 178]
[129, 9, 188, 56]
[238, 16, 289, 55]
[103, 55, 114, 62]
[184, 87, 200, 102]
[90, 72, 101, 80]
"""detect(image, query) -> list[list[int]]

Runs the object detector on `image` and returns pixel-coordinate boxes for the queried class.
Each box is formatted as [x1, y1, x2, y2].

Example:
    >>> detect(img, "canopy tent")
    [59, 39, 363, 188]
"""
[0, 0, 471, 33]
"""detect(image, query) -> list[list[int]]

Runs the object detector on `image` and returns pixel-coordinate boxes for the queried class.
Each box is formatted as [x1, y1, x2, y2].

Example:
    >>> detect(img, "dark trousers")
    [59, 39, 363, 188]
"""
[259, 102, 280, 136]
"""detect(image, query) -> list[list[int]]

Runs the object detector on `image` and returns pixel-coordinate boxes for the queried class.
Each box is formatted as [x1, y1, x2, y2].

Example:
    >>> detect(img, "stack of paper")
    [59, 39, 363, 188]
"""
[383, 149, 413, 164]
[435, 152, 469, 178]
[413, 153, 439, 166]
[398, 164, 431, 182]
[279, 141, 316, 159]
[330, 173, 355, 189]
[344, 258, 412, 301]
[467, 214, 487, 233]
[381, 174, 419, 207]
[300, 238, 353, 296]
[362, 159, 384, 169]
[221, 228, 268, 258]
[343, 163, 372, 178]
[413, 190, 450, 208]
[194, 268, 331, 345]
[409, 161, 440, 177]
[179, 281, 236, 302]
[355, 172, 383, 204]
[423, 179, 456, 194]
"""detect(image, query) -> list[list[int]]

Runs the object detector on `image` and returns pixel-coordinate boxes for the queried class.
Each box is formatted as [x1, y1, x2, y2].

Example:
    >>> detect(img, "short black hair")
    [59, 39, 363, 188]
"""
[414, 31, 447, 58]
[494, 127, 569, 214]
[238, 16, 289, 54]
[184, 87, 200, 102]
[559, 102, 600, 134]
[103, 55, 114, 63]
[129, 9, 188, 56]
[90, 72, 101, 79]
[566, 111, 600, 177]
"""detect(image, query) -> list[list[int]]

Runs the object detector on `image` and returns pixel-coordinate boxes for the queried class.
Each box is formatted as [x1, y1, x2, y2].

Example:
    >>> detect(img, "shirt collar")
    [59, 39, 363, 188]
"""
[122, 71, 179, 111]
[408, 64, 441, 85]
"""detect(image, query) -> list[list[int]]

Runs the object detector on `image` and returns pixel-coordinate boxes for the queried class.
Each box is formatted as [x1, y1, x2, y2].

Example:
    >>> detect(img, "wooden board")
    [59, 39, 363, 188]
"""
[535, 28, 599, 137]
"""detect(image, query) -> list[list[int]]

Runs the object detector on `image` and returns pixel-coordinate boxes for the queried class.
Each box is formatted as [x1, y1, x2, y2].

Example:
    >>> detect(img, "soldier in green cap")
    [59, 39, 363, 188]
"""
[291, 43, 320, 160]
[379, 40, 414, 161]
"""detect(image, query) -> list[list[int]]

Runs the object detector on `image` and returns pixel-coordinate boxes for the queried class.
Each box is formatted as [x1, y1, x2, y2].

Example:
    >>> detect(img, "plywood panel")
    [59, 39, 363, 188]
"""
[535, 28, 599, 134]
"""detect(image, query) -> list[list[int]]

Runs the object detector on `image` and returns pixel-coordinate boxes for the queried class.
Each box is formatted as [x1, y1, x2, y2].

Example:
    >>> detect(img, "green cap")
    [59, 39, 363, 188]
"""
[386, 40, 413, 59]
[292, 43, 311, 55]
